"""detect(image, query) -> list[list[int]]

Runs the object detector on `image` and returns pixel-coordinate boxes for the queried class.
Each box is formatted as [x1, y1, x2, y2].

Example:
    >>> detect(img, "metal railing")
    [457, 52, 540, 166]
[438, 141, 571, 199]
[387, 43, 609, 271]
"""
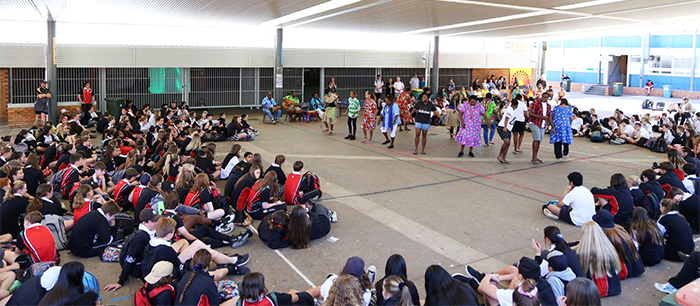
[10, 67, 44, 104]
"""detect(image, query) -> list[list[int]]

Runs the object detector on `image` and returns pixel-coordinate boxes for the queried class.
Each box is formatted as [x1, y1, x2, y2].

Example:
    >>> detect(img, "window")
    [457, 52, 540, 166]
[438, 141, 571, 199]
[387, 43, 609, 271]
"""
[189, 68, 240, 107]
[10, 68, 44, 104]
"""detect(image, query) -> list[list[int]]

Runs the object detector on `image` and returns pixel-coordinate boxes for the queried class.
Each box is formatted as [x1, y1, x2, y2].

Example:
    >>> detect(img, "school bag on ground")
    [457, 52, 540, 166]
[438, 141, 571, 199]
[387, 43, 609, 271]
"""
[302, 171, 321, 192]
[114, 213, 135, 236]
[651, 138, 668, 153]
[640, 192, 661, 220]
[50, 168, 69, 191]
[82, 271, 102, 301]
[134, 284, 175, 306]
[41, 214, 69, 251]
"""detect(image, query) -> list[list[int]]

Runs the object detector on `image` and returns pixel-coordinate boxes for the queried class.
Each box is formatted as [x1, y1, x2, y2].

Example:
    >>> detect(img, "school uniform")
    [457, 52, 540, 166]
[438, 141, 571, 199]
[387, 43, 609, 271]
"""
[134, 188, 160, 224]
[630, 187, 645, 209]
[142, 283, 175, 305]
[284, 171, 321, 206]
[668, 251, 700, 289]
[618, 242, 645, 279]
[265, 163, 287, 185]
[73, 198, 97, 223]
[231, 175, 257, 208]
[114, 179, 134, 210]
[374, 277, 420, 306]
[118, 225, 153, 286]
[309, 206, 332, 240]
[59, 165, 81, 199]
[184, 188, 212, 210]
[224, 170, 244, 199]
[175, 270, 218, 306]
[69, 208, 114, 258]
[180, 136, 193, 156]
[678, 193, 700, 233]
[220, 153, 239, 180]
[258, 215, 289, 250]
[195, 158, 217, 175]
[0, 156, 7, 168]
[539, 247, 584, 277]
[6, 276, 46, 305]
[590, 186, 634, 228]
[685, 155, 700, 175]
[22, 166, 46, 197]
[546, 268, 576, 299]
[658, 171, 688, 192]
[494, 279, 556, 306]
[246, 186, 286, 220]
[637, 231, 664, 266]
[658, 211, 695, 261]
[142, 238, 184, 280]
[55, 152, 71, 172]
[18, 223, 58, 265]
[75, 143, 93, 159]
[40, 145, 57, 169]
[587, 266, 621, 297]
[38, 196, 66, 216]
[640, 180, 665, 200]
[0, 194, 29, 238]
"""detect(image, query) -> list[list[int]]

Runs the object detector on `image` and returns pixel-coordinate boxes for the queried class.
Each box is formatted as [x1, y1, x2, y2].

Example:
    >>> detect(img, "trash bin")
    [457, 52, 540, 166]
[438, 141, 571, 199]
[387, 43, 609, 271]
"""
[663, 85, 672, 98]
[104, 97, 125, 118]
[612, 82, 623, 96]
[562, 79, 571, 92]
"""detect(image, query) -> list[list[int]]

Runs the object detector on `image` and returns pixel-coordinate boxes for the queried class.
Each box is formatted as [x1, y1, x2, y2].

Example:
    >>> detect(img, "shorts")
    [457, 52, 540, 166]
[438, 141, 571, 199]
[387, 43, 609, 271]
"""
[558, 207, 575, 225]
[529, 123, 545, 142]
[415, 122, 430, 131]
[381, 124, 398, 138]
[512, 121, 526, 133]
[497, 128, 511, 140]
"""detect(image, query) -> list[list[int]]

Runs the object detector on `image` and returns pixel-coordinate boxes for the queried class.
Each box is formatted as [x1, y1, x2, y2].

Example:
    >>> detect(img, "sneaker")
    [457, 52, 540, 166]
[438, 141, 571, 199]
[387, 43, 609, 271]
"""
[453, 273, 479, 291]
[382, 140, 390, 145]
[233, 253, 250, 266]
[654, 282, 678, 294]
[230, 231, 251, 248]
[216, 223, 234, 234]
[543, 208, 558, 220]
[345, 135, 352, 139]
[222, 214, 236, 225]
[226, 264, 251, 276]
[466, 266, 485, 282]
[678, 251, 690, 262]
[330, 211, 338, 223]
[367, 265, 376, 284]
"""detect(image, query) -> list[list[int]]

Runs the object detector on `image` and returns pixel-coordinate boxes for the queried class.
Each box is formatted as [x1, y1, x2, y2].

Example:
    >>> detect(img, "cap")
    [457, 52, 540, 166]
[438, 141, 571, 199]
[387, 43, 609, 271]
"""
[517, 257, 540, 279]
[130, 165, 143, 174]
[592, 209, 615, 230]
[40, 80, 48, 84]
[139, 208, 161, 223]
[41, 266, 62, 290]
[144, 261, 173, 284]
[546, 251, 568, 272]
[344, 256, 365, 278]
[140, 173, 151, 186]
[162, 181, 174, 192]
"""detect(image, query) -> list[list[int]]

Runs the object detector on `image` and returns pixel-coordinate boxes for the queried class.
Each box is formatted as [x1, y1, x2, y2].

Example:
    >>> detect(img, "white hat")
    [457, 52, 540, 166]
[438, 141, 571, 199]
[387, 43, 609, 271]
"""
[144, 261, 173, 284]
[40, 266, 62, 290]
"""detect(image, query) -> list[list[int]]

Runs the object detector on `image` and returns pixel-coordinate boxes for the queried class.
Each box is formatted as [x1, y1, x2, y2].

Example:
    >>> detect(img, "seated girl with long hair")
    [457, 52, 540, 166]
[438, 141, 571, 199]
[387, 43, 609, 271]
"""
[184, 173, 228, 221]
[629, 207, 665, 266]
[592, 209, 644, 279]
[287, 205, 333, 249]
[574, 222, 621, 298]
[245, 172, 286, 220]
[233, 272, 315, 306]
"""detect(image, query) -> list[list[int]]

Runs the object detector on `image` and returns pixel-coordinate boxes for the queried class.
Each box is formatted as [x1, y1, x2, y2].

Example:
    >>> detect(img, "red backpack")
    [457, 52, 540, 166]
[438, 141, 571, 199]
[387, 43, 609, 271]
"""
[236, 187, 252, 211]
[134, 284, 175, 306]
[302, 171, 320, 192]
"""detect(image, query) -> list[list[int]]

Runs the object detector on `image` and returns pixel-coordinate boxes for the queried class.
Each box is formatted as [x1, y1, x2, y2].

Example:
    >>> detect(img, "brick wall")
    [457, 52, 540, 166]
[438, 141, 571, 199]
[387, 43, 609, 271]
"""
[7, 103, 80, 128]
[471, 69, 510, 87]
[0, 69, 8, 121]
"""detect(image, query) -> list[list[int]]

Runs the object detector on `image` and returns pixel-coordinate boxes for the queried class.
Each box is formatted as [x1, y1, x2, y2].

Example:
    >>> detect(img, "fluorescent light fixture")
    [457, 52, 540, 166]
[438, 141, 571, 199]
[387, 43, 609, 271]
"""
[443, 16, 590, 37]
[554, 0, 627, 10]
[287, 0, 394, 28]
[495, 21, 647, 40]
[403, 11, 550, 35]
[259, 0, 363, 28]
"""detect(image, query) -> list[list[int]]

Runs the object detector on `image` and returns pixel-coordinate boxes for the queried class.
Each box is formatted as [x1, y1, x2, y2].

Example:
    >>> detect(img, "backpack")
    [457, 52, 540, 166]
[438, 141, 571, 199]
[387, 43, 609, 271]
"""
[134, 284, 175, 306]
[610, 137, 626, 145]
[114, 213, 135, 236]
[111, 169, 126, 185]
[651, 137, 668, 153]
[41, 214, 69, 251]
[690, 177, 700, 196]
[302, 171, 321, 192]
[236, 187, 252, 211]
[82, 271, 101, 301]
[237, 292, 278, 306]
[640, 192, 661, 220]
[50, 167, 69, 192]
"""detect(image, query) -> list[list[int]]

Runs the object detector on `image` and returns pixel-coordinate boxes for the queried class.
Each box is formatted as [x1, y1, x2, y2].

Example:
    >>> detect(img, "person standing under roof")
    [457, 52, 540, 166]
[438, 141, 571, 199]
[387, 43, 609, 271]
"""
[34, 80, 51, 123]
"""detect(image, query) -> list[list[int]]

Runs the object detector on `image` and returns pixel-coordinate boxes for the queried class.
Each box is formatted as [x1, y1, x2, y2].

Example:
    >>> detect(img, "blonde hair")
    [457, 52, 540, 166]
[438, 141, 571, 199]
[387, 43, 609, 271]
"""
[184, 134, 202, 152]
[324, 274, 364, 306]
[5, 180, 26, 201]
[382, 276, 414, 306]
[575, 222, 621, 277]
[72, 185, 93, 210]
[627, 175, 641, 187]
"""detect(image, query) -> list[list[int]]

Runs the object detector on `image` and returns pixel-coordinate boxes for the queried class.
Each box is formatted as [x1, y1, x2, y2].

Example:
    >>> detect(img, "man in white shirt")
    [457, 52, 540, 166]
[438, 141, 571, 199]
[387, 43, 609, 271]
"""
[374, 75, 384, 100]
[511, 96, 528, 153]
[543, 172, 596, 226]
[624, 122, 651, 147]
[409, 74, 420, 91]
[497, 100, 517, 164]
[393, 77, 405, 95]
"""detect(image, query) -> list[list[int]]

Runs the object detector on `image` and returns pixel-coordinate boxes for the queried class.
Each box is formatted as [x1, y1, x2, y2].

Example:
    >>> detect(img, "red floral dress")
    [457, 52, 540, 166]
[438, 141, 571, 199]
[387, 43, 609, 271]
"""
[362, 99, 377, 130]
[397, 92, 413, 123]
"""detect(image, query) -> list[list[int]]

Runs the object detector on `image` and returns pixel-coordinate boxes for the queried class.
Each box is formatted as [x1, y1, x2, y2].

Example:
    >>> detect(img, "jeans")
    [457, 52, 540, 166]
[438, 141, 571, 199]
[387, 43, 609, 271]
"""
[553, 142, 569, 159]
[263, 108, 281, 121]
[482, 122, 496, 143]
[347, 117, 357, 136]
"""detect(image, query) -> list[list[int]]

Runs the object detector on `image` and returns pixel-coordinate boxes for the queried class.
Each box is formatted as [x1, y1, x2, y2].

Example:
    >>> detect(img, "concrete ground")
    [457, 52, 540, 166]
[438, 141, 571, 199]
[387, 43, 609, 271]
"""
[5, 92, 700, 306]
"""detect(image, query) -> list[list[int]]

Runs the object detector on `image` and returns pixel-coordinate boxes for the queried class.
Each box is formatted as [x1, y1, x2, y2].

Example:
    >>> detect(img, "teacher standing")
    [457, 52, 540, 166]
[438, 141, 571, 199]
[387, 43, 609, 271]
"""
[78, 81, 96, 126]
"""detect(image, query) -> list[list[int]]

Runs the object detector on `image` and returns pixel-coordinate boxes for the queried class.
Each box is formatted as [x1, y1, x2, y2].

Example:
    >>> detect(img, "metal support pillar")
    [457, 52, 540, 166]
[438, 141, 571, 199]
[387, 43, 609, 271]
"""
[99, 68, 106, 112]
[181, 68, 189, 105]
[431, 36, 440, 93]
[597, 37, 603, 85]
[273, 28, 284, 100]
[540, 41, 547, 84]
[46, 12, 57, 124]
[640, 33, 650, 88]
[691, 29, 697, 92]
[320, 68, 325, 96]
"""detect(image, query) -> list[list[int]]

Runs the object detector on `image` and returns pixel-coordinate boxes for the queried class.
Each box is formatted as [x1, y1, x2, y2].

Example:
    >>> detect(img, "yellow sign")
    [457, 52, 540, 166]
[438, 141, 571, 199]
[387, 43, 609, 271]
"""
[52, 37, 56, 65]
[509, 68, 533, 87]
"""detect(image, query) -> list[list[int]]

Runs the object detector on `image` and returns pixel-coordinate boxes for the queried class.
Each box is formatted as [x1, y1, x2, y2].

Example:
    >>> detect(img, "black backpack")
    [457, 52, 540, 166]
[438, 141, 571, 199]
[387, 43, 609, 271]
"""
[640, 192, 661, 220]
[651, 137, 668, 153]
[689, 177, 700, 196]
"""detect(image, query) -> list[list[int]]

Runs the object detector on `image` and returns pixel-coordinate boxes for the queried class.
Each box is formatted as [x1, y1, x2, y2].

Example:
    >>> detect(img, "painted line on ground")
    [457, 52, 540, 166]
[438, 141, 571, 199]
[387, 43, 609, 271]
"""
[695, 237, 700, 242]
[110, 295, 133, 303]
[274, 250, 316, 288]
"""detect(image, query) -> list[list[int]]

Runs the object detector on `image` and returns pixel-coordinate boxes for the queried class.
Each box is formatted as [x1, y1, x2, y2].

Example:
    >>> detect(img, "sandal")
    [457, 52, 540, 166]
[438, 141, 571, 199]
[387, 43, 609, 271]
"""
[413, 151, 418, 155]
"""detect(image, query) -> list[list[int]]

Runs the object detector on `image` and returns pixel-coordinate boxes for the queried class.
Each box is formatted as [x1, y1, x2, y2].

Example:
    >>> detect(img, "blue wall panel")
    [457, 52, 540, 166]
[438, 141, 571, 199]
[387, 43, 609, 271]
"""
[547, 71, 598, 84]
[650, 35, 693, 48]
[602, 36, 641, 48]
[629, 74, 692, 91]
[548, 40, 562, 48]
[546, 70, 561, 82]
[564, 38, 598, 48]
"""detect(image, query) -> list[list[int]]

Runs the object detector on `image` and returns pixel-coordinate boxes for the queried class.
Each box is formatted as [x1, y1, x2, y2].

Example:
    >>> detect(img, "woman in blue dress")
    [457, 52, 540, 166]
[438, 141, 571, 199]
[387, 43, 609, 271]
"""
[550, 98, 574, 159]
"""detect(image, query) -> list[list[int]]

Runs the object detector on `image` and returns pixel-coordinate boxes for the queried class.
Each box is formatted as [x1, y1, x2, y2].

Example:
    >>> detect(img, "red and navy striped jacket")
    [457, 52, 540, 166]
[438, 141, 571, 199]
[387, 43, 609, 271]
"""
[18, 224, 58, 265]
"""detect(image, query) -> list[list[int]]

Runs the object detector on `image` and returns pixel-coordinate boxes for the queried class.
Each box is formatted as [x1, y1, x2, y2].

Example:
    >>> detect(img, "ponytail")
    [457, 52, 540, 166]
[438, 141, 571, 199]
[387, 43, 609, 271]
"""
[178, 270, 197, 303]
[544, 226, 569, 252]
[5, 181, 25, 202]
[266, 211, 288, 231]
[383, 276, 414, 306]
[72, 185, 91, 210]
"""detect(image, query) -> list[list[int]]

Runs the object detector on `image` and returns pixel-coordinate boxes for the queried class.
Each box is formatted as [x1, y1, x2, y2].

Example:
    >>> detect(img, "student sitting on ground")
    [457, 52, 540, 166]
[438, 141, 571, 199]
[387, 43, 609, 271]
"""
[374, 254, 421, 306]
[220, 144, 241, 180]
[628, 175, 646, 210]
[265, 154, 287, 197]
[657, 198, 695, 261]
[103, 208, 161, 292]
[17, 211, 59, 267]
[592, 210, 644, 279]
[532, 226, 583, 277]
[657, 161, 687, 192]
[542, 172, 596, 227]
[462, 257, 556, 306]
[590, 173, 634, 229]
[175, 249, 239, 306]
[630, 207, 665, 266]
[669, 186, 700, 233]
[244, 171, 287, 220]
[624, 122, 651, 147]
[37, 262, 89, 306]
[113, 167, 140, 211]
[232, 272, 316, 306]
[639, 169, 665, 200]
[72, 184, 105, 223]
[421, 265, 479, 306]
[654, 251, 700, 294]
[284, 161, 322, 206]
[543, 251, 576, 300]
[133, 261, 176, 306]
[0, 181, 29, 238]
[575, 222, 622, 298]
[288, 205, 334, 249]
[141, 218, 249, 283]
[184, 173, 229, 221]
[69, 200, 121, 258]
[59, 153, 86, 200]
[311, 256, 375, 306]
